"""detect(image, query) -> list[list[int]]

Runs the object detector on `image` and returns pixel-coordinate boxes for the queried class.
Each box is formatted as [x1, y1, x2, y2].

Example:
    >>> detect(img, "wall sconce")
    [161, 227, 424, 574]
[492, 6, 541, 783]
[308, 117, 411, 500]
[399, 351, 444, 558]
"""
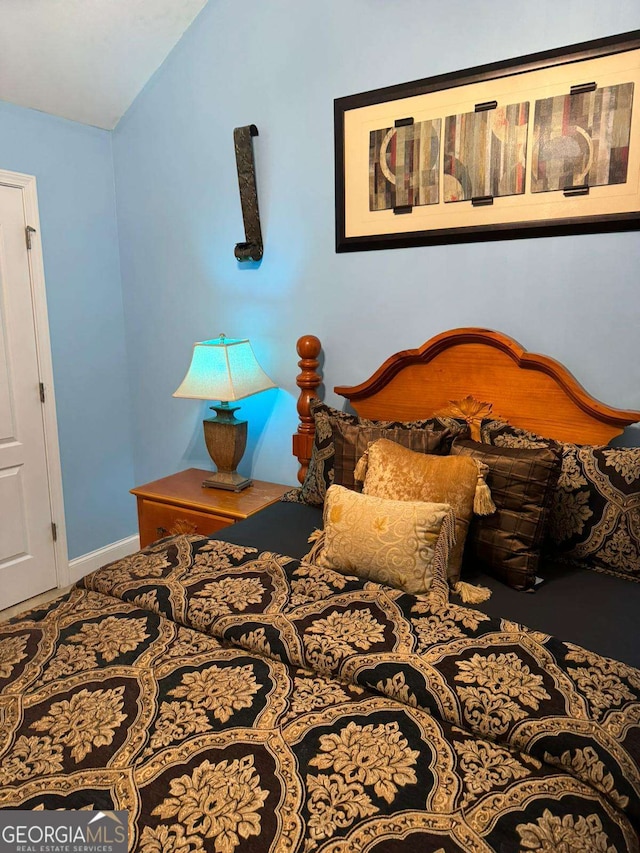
[234, 124, 263, 262]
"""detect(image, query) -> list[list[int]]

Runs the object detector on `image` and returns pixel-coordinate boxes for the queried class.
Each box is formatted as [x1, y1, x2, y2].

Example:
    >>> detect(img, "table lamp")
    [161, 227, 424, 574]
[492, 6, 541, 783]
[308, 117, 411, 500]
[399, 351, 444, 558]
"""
[174, 335, 276, 490]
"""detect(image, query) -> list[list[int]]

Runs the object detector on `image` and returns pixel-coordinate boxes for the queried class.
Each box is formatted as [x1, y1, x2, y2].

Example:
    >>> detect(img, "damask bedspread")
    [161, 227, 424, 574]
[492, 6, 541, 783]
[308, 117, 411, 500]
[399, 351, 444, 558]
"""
[1, 535, 639, 852]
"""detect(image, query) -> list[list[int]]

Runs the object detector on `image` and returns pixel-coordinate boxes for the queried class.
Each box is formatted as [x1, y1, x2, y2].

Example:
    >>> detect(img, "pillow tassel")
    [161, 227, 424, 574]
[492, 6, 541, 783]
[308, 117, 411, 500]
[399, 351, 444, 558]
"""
[473, 461, 496, 516]
[353, 448, 371, 482]
[452, 580, 492, 603]
[432, 508, 457, 587]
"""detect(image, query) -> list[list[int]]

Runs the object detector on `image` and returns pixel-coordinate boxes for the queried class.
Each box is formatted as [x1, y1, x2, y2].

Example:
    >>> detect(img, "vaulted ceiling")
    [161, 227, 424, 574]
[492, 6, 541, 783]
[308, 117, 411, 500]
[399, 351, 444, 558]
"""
[0, 0, 209, 130]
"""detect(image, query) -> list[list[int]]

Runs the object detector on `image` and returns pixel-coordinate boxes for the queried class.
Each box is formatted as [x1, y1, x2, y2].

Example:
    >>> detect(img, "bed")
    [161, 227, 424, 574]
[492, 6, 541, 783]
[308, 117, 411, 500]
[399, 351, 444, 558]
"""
[1, 328, 639, 853]
[284, 329, 640, 669]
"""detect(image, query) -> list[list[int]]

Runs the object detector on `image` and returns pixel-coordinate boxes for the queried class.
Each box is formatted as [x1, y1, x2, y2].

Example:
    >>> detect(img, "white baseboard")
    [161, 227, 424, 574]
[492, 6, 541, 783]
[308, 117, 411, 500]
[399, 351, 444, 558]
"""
[68, 534, 140, 585]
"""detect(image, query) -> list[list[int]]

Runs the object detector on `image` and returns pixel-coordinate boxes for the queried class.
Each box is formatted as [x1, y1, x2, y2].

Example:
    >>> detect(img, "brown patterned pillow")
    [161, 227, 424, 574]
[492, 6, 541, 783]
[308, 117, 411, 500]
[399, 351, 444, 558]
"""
[359, 438, 487, 584]
[482, 421, 640, 580]
[332, 419, 456, 491]
[281, 487, 306, 504]
[290, 400, 463, 508]
[451, 438, 561, 590]
[549, 445, 640, 578]
[480, 420, 553, 450]
[286, 401, 357, 507]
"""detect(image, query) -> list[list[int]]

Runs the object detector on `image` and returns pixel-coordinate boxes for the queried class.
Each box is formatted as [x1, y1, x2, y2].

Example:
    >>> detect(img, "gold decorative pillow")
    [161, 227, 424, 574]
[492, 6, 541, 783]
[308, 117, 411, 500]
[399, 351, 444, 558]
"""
[358, 438, 494, 584]
[305, 485, 455, 598]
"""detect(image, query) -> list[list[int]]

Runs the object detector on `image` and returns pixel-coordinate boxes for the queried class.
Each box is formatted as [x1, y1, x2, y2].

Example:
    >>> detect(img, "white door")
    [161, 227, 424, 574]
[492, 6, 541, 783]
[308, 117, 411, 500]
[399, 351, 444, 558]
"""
[0, 181, 59, 610]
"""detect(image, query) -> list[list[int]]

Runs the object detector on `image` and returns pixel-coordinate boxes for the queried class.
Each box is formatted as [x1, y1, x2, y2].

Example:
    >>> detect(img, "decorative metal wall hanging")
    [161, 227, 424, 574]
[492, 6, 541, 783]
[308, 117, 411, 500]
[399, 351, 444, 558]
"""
[233, 124, 263, 261]
[334, 30, 640, 251]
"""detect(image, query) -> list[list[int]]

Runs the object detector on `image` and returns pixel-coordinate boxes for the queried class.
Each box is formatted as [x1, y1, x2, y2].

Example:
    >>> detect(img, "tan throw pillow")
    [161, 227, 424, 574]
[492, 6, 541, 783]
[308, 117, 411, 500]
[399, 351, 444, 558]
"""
[359, 438, 493, 584]
[305, 485, 455, 598]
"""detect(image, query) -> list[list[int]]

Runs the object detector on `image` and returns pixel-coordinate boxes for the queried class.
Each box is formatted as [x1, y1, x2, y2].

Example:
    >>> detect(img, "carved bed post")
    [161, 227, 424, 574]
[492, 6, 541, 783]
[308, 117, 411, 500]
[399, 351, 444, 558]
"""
[293, 335, 321, 484]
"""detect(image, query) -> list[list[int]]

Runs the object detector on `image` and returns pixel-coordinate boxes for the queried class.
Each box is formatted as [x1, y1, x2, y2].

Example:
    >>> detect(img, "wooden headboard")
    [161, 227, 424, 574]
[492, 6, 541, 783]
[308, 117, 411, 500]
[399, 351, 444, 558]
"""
[292, 328, 640, 483]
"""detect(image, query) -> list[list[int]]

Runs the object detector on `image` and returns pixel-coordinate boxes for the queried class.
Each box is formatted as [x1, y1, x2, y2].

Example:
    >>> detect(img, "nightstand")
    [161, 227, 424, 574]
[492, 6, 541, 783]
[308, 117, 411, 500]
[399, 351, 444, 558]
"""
[130, 469, 290, 548]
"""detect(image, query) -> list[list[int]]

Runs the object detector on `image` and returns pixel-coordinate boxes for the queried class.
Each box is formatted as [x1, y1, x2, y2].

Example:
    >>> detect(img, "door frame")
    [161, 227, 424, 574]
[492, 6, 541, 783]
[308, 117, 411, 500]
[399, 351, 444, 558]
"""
[0, 168, 69, 588]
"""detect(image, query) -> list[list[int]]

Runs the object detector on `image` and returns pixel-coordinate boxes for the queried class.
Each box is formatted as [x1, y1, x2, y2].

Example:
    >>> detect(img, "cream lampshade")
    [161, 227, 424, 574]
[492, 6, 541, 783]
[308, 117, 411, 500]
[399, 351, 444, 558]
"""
[174, 335, 276, 490]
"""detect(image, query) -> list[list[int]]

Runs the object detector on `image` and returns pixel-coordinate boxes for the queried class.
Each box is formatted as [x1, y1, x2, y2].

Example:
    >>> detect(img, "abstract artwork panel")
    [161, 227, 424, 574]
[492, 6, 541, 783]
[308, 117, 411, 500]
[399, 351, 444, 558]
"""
[369, 119, 441, 210]
[443, 102, 529, 202]
[531, 83, 634, 193]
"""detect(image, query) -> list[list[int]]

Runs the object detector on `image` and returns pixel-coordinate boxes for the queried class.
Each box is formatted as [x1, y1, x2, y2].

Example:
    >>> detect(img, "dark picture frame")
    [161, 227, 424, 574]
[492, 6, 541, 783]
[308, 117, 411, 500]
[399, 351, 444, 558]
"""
[335, 31, 640, 252]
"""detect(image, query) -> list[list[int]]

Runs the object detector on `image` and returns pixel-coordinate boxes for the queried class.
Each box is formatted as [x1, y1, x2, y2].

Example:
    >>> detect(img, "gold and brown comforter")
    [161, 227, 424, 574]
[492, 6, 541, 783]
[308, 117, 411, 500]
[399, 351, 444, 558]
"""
[1, 536, 639, 851]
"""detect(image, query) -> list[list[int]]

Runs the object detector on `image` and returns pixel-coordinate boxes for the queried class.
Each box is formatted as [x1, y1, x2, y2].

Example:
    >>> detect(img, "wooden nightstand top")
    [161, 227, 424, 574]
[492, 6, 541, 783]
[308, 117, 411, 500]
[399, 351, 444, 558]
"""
[130, 469, 291, 521]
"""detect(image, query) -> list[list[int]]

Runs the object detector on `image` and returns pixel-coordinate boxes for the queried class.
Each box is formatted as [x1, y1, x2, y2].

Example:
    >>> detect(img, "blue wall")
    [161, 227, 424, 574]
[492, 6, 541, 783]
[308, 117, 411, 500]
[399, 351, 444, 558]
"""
[0, 101, 135, 559]
[113, 0, 640, 488]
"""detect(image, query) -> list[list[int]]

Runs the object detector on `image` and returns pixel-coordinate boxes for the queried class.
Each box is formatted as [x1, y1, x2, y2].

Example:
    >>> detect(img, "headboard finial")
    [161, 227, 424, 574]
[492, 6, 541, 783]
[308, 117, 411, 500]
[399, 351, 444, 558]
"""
[435, 396, 495, 441]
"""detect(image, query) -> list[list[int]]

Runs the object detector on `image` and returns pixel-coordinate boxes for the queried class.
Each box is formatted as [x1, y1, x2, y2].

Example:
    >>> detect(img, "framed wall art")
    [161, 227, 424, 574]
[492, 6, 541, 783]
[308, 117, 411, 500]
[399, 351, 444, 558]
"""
[334, 31, 640, 252]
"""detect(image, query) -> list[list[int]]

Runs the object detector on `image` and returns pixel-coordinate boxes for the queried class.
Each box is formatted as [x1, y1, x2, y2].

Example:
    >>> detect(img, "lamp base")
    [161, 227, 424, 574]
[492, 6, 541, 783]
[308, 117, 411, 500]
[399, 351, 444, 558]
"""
[202, 471, 253, 491]
[202, 404, 252, 491]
